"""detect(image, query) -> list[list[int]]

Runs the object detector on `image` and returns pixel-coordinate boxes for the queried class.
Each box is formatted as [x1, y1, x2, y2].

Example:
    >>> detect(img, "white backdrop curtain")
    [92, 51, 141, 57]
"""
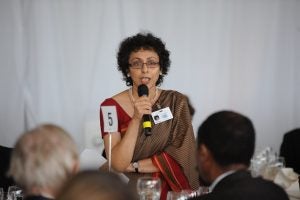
[0, 0, 299, 153]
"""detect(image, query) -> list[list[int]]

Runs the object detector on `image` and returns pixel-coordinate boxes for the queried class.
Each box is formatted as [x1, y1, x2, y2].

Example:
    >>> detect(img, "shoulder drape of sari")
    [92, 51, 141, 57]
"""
[151, 91, 199, 193]
[133, 91, 199, 189]
[152, 152, 193, 200]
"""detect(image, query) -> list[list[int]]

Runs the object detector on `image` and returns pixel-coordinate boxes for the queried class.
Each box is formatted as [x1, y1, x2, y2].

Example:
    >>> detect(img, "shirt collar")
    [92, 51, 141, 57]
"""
[209, 170, 235, 192]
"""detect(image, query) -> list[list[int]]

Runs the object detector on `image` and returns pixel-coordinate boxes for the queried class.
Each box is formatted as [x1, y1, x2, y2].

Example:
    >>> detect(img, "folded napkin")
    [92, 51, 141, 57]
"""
[273, 168, 298, 189]
[80, 148, 107, 170]
[285, 180, 300, 199]
[80, 148, 129, 183]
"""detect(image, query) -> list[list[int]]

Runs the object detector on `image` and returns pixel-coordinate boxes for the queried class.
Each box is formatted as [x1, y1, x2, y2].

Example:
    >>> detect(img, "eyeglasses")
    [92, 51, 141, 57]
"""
[129, 60, 159, 70]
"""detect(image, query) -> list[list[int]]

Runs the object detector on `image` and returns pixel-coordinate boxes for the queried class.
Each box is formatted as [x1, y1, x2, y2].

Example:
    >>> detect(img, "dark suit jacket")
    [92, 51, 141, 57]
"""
[0, 145, 15, 191]
[280, 128, 300, 174]
[190, 170, 289, 200]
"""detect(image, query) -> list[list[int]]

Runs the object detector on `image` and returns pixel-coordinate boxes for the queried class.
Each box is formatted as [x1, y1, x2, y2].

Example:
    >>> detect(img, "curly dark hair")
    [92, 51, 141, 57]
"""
[117, 32, 171, 86]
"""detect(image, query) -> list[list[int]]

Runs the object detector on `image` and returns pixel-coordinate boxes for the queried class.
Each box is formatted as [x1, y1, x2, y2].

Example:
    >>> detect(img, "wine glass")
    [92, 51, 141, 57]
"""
[137, 177, 161, 200]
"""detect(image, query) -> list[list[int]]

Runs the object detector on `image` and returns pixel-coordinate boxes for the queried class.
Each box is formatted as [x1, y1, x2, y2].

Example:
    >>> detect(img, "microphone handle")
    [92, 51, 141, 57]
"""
[143, 114, 152, 136]
[144, 128, 151, 136]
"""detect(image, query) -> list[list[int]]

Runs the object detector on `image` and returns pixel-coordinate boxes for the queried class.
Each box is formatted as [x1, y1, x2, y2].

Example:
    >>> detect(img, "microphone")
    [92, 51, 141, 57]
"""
[138, 84, 152, 136]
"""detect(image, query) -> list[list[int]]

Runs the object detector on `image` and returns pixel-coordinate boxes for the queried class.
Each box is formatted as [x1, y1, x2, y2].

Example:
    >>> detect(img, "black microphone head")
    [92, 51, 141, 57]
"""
[138, 84, 149, 97]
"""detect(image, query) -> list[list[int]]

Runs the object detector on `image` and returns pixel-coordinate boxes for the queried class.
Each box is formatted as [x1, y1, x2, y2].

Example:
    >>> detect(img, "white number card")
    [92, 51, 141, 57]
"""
[101, 106, 118, 132]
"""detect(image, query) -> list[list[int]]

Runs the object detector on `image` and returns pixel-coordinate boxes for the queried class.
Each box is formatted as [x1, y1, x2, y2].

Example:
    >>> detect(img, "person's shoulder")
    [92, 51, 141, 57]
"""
[213, 175, 289, 200]
[239, 173, 289, 199]
[253, 176, 288, 192]
[100, 90, 128, 106]
[162, 89, 186, 98]
[284, 128, 300, 139]
[100, 98, 117, 106]
[216, 171, 288, 198]
[161, 90, 189, 107]
[112, 90, 128, 99]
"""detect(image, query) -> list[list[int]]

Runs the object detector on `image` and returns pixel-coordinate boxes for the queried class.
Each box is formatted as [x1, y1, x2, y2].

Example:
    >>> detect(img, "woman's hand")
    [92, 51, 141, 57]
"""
[132, 96, 152, 120]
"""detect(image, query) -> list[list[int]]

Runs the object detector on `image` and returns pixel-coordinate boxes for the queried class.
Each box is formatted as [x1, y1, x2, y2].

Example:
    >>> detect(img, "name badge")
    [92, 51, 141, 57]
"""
[151, 107, 173, 124]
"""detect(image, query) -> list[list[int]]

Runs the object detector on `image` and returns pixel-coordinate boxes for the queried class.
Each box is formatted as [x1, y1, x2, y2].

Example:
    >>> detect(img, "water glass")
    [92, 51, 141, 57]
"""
[166, 191, 189, 200]
[166, 187, 210, 200]
[264, 156, 286, 180]
[137, 177, 161, 200]
[0, 188, 4, 200]
[7, 186, 23, 200]
[250, 157, 267, 177]
[273, 156, 285, 168]
[197, 186, 210, 195]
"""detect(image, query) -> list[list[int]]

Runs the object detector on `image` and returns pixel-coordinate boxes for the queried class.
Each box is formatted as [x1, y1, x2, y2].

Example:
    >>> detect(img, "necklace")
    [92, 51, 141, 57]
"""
[129, 87, 159, 105]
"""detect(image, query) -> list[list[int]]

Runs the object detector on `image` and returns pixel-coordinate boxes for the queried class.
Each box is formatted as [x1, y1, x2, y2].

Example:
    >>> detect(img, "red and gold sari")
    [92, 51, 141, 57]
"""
[100, 90, 199, 199]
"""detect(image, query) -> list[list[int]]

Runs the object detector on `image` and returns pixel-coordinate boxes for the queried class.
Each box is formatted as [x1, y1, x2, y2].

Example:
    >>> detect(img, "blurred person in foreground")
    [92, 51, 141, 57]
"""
[99, 32, 199, 199]
[56, 170, 137, 200]
[280, 128, 300, 174]
[190, 110, 289, 200]
[8, 124, 79, 200]
[0, 145, 15, 191]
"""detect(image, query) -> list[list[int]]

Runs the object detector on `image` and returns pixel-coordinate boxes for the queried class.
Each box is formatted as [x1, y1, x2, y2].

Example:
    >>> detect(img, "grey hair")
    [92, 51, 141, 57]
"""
[8, 124, 79, 192]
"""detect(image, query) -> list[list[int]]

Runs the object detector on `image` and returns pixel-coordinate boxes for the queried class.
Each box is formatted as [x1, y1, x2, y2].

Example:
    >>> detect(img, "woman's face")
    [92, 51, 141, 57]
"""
[128, 49, 160, 89]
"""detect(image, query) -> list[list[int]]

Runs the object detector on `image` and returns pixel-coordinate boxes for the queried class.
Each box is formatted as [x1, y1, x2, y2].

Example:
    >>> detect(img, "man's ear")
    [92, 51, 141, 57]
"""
[197, 144, 215, 186]
[198, 144, 210, 162]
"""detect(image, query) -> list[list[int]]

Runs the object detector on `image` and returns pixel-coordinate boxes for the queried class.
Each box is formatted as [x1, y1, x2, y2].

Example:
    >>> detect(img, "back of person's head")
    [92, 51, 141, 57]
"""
[280, 128, 300, 174]
[8, 124, 79, 194]
[56, 170, 137, 200]
[197, 110, 255, 167]
[0, 146, 15, 191]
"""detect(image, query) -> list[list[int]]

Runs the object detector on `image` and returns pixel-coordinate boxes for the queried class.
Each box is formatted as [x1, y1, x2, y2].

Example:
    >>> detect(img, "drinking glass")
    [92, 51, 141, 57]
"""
[197, 186, 210, 195]
[250, 157, 267, 177]
[273, 156, 285, 168]
[137, 177, 161, 200]
[0, 188, 4, 200]
[166, 190, 189, 200]
[7, 186, 23, 200]
[263, 156, 286, 180]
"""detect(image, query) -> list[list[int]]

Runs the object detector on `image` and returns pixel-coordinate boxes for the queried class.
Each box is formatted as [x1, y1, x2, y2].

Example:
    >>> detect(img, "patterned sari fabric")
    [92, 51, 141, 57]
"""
[100, 90, 199, 199]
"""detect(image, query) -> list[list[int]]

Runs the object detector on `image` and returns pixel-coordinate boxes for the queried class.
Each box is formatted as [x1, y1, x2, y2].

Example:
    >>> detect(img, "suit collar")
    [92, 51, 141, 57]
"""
[210, 170, 236, 191]
[212, 170, 252, 192]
